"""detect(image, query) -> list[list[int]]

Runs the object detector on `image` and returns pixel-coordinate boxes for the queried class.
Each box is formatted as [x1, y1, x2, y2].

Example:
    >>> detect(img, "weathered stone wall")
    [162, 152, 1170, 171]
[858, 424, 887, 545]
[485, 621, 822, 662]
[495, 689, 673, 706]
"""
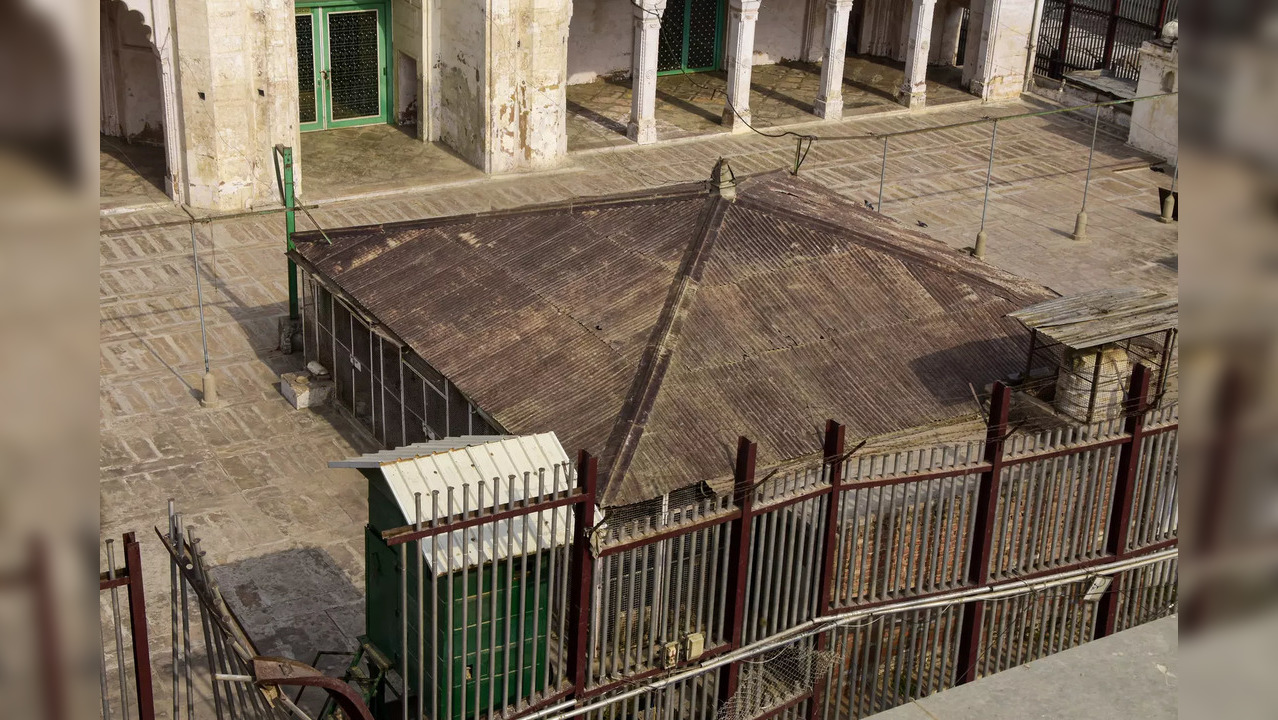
[968, 0, 1033, 100]
[567, 0, 632, 83]
[486, 0, 573, 172]
[1128, 39, 1177, 164]
[753, 0, 811, 64]
[438, 0, 487, 164]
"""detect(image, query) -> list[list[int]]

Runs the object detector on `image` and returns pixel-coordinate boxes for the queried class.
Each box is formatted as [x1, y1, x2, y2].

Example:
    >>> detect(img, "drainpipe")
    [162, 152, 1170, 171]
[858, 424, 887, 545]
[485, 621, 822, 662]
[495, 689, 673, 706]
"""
[282, 146, 299, 321]
[1023, 0, 1046, 93]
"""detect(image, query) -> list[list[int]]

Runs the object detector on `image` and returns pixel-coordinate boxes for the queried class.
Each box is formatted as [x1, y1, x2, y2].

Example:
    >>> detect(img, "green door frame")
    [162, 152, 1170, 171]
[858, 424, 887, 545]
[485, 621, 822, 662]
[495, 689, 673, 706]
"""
[296, 0, 392, 131]
[656, 0, 725, 76]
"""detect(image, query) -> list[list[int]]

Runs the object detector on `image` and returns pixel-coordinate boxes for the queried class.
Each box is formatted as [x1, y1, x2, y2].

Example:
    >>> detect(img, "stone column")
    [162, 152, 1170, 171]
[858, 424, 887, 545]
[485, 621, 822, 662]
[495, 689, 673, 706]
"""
[813, 0, 854, 120]
[937, 2, 964, 66]
[722, 0, 761, 132]
[627, 0, 666, 144]
[899, 0, 936, 108]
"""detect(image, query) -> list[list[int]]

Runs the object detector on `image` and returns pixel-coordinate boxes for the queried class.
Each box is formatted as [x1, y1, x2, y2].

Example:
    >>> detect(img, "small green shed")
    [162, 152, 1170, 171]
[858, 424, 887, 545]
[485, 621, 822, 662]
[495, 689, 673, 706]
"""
[333, 434, 575, 720]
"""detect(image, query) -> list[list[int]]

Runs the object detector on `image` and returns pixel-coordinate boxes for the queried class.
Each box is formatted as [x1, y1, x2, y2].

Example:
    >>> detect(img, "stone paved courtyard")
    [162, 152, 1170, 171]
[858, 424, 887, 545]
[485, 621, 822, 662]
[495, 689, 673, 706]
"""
[99, 94, 1176, 717]
[100, 135, 171, 212]
[567, 54, 974, 151]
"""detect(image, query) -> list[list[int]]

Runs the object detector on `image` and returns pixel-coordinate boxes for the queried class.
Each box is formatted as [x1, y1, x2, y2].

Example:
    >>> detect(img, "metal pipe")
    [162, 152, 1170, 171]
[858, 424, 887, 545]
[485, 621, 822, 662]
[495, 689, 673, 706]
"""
[445, 487, 456, 720]
[876, 136, 888, 212]
[192, 538, 227, 720]
[106, 540, 132, 719]
[190, 224, 210, 376]
[168, 501, 180, 720]
[176, 515, 195, 720]
[416, 493, 425, 720]
[431, 492, 441, 720]
[281, 146, 299, 320]
[979, 120, 998, 233]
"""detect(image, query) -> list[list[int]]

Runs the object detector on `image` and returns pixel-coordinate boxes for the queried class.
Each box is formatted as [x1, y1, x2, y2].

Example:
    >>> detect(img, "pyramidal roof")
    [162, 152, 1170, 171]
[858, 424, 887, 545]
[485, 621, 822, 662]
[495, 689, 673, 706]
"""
[291, 171, 1054, 507]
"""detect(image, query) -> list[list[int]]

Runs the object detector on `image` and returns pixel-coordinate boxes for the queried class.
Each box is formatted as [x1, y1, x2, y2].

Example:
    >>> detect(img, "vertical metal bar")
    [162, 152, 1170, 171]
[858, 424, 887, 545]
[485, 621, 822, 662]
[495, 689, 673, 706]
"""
[1096, 364, 1151, 638]
[808, 421, 844, 720]
[415, 494, 425, 720]
[460, 487, 471, 720]
[400, 540, 409, 720]
[515, 473, 532, 706]
[190, 538, 225, 720]
[1102, 0, 1121, 70]
[106, 540, 132, 719]
[281, 146, 299, 320]
[1080, 104, 1101, 215]
[175, 516, 194, 720]
[876, 136, 888, 212]
[1086, 349, 1104, 424]
[955, 382, 1010, 684]
[445, 487, 456, 720]
[979, 120, 998, 234]
[188, 224, 211, 375]
[718, 437, 757, 707]
[168, 501, 180, 720]
[431, 492, 441, 720]
[568, 451, 599, 696]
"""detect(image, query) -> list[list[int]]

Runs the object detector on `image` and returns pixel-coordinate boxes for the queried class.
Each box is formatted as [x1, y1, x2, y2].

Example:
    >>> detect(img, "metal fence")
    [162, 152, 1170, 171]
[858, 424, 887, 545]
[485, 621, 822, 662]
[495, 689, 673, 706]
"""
[367, 362, 1177, 720]
[1035, 0, 1178, 81]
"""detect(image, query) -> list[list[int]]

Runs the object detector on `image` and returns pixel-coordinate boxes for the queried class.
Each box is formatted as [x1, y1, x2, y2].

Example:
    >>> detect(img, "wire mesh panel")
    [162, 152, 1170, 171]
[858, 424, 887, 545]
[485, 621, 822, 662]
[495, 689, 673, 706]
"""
[822, 605, 964, 720]
[974, 578, 1099, 679]
[326, 9, 382, 120]
[296, 13, 318, 125]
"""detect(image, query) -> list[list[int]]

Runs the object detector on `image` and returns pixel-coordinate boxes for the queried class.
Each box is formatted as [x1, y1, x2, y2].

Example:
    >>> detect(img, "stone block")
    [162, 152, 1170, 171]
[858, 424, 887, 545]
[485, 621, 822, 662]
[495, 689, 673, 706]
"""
[279, 370, 333, 410]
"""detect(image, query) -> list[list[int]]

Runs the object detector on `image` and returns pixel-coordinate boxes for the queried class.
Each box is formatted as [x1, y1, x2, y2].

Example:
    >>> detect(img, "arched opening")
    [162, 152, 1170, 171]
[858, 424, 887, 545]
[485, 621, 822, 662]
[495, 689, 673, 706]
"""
[100, 0, 171, 208]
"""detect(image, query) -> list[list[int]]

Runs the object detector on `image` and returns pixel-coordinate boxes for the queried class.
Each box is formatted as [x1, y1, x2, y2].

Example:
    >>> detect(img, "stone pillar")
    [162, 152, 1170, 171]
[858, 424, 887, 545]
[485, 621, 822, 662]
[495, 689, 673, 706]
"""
[937, 2, 964, 66]
[722, 0, 761, 132]
[1128, 35, 1177, 164]
[969, 0, 1034, 101]
[814, 0, 854, 121]
[628, 0, 666, 144]
[899, 0, 936, 108]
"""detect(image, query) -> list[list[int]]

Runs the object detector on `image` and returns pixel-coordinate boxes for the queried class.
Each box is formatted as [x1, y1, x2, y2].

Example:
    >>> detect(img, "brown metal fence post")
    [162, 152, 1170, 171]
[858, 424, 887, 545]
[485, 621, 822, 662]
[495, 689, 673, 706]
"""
[31, 537, 65, 720]
[1102, 0, 1122, 70]
[123, 532, 157, 720]
[567, 450, 598, 697]
[1055, 0, 1075, 77]
[1095, 364, 1152, 639]
[718, 437, 757, 707]
[954, 382, 1011, 685]
[806, 421, 845, 720]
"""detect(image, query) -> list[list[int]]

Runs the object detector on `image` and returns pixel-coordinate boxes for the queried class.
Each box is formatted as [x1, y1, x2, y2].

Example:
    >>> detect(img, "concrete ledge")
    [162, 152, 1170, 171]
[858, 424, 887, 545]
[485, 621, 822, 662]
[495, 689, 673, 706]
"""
[867, 616, 1177, 720]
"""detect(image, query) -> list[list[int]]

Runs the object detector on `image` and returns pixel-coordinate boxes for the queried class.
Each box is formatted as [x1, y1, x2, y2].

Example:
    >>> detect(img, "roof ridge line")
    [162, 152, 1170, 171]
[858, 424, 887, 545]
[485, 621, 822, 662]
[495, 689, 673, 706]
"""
[597, 194, 731, 500]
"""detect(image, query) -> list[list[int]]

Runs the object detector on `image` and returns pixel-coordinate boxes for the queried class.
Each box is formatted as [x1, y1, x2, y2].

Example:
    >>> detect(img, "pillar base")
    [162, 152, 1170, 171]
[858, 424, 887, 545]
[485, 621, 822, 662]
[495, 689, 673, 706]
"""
[899, 88, 926, 109]
[813, 95, 843, 121]
[627, 118, 657, 145]
[1072, 210, 1089, 241]
[722, 107, 753, 133]
[971, 230, 988, 259]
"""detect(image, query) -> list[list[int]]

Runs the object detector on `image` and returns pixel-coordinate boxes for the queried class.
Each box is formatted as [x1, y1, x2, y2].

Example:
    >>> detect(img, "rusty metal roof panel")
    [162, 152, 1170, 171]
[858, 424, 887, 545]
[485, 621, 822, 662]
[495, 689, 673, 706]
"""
[1008, 288, 1178, 349]
[293, 171, 1053, 508]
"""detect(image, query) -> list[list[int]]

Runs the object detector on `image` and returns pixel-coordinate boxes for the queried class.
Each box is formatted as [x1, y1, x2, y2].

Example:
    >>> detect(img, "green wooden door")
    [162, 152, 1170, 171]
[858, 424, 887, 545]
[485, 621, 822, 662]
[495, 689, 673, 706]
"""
[657, 0, 724, 74]
[296, 1, 390, 131]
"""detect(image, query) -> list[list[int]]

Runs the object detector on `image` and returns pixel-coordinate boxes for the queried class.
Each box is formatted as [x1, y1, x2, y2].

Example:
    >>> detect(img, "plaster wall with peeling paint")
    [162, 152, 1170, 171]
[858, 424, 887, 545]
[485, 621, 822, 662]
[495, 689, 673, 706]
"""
[1128, 38, 1177, 164]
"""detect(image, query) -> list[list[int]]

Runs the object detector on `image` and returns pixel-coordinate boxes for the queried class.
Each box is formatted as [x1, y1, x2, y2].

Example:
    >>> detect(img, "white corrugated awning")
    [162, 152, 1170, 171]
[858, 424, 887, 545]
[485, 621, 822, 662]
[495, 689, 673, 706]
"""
[334, 433, 594, 575]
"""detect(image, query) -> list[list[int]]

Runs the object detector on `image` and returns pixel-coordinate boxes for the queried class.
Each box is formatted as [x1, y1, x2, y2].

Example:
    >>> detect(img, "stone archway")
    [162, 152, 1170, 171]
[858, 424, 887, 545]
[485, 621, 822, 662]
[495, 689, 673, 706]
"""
[99, 0, 185, 203]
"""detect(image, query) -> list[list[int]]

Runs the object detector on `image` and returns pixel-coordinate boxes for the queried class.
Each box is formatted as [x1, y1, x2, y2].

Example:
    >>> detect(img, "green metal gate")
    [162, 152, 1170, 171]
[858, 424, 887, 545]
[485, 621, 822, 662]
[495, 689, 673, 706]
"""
[657, 0, 724, 74]
[296, 1, 391, 131]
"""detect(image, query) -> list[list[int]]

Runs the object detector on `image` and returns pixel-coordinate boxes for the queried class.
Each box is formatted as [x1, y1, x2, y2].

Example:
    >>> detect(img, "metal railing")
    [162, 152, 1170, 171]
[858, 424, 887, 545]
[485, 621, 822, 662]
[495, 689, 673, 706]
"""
[100, 533, 156, 720]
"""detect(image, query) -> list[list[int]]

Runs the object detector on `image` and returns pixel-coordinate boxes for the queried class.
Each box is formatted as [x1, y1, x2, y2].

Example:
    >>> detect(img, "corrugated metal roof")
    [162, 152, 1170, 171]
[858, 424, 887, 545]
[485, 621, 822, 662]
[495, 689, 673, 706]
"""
[294, 172, 1054, 507]
[334, 434, 575, 576]
[1008, 288, 1178, 350]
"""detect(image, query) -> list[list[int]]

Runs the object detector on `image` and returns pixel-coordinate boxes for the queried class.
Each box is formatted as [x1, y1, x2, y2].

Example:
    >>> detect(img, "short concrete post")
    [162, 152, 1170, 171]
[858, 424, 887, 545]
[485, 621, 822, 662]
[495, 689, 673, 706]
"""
[201, 371, 219, 407]
[814, 0, 855, 121]
[1072, 209, 1088, 241]
[900, 0, 937, 108]
[1159, 192, 1176, 223]
[722, 0, 762, 132]
[627, 0, 667, 145]
[972, 229, 987, 259]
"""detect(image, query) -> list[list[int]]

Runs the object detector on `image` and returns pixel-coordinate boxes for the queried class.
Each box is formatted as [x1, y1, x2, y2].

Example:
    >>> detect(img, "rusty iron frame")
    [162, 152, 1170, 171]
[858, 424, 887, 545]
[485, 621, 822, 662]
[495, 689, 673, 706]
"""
[98, 532, 156, 720]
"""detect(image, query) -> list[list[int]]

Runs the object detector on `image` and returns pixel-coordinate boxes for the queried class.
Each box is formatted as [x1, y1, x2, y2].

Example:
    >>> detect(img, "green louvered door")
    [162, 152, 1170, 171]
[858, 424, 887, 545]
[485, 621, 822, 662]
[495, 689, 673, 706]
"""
[657, 0, 724, 74]
[296, 2, 390, 131]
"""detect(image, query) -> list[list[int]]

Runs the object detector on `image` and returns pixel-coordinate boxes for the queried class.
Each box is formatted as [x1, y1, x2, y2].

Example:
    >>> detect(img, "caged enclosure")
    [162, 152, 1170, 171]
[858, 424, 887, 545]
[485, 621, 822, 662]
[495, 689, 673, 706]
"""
[334, 434, 581, 719]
